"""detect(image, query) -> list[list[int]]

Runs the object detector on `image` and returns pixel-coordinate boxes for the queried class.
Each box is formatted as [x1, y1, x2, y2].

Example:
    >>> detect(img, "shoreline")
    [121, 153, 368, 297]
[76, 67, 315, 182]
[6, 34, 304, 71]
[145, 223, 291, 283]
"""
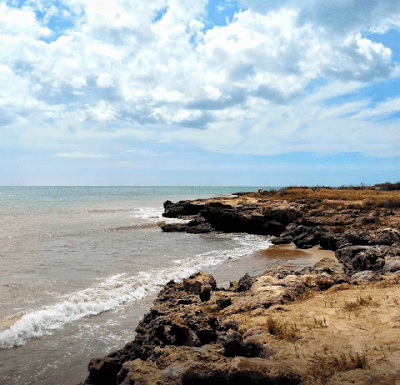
[79, 187, 400, 385]
[256, 243, 337, 270]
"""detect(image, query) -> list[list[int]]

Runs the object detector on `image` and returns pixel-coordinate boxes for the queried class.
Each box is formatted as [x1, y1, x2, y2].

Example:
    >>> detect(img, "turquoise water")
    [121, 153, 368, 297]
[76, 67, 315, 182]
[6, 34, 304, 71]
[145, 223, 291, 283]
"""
[0, 186, 277, 385]
[0, 186, 275, 210]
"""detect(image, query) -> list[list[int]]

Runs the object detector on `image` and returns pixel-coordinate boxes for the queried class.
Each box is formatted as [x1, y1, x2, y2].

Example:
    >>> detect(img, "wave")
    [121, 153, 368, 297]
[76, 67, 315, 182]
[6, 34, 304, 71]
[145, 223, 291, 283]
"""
[133, 207, 164, 220]
[0, 233, 271, 349]
[112, 221, 166, 231]
[87, 209, 134, 213]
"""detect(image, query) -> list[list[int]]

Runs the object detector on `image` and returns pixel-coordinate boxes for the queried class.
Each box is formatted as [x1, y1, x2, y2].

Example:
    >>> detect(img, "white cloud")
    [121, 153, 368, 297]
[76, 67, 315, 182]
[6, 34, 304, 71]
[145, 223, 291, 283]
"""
[55, 151, 109, 158]
[0, 0, 399, 162]
[0, 2, 51, 38]
[238, 0, 400, 35]
[353, 97, 400, 119]
[85, 100, 119, 122]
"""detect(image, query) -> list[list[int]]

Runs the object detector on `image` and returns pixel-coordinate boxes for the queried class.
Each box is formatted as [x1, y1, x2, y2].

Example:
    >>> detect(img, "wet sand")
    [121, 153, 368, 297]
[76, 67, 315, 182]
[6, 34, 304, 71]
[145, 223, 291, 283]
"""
[255, 243, 337, 271]
[212, 243, 337, 290]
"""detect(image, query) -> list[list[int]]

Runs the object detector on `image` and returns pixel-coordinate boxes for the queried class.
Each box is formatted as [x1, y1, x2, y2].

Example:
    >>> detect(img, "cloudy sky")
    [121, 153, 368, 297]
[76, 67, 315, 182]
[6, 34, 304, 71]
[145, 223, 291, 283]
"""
[1, 0, 400, 186]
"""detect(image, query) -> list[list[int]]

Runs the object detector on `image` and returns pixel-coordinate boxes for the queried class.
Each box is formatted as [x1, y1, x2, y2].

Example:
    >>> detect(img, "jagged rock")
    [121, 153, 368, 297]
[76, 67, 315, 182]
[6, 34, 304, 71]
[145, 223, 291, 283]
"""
[200, 203, 287, 236]
[293, 227, 321, 249]
[259, 207, 301, 225]
[161, 223, 190, 232]
[343, 229, 371, 245]
[350, 271, 379, 284]
[116, 346, 301, 385]
[319, 233, 347, 251]
[372, 228, 400, 246]
[222, 332, 266, 358]
[229, 273, 256, 292]
[335, 246, 392, 274]
[383, 257, 400, 272]
[81, 192, 400, 385]
[270, 235, 293, 245]
[181, 271, 217, 296]
[161, 216, 212, 234]
[163, 200, 205, 218]
[185, 216, 213, 234]
[311, 258, 343, 275]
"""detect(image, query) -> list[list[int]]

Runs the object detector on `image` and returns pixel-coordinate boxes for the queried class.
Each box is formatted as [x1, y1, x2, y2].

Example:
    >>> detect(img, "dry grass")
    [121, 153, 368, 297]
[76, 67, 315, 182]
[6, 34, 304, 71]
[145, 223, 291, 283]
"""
[261, 187, 400, 207]
[304, 350, 369, 385]
[343, 295, 376, 311]
[196, 187, 400, 214]
[263, 317, 300, 342]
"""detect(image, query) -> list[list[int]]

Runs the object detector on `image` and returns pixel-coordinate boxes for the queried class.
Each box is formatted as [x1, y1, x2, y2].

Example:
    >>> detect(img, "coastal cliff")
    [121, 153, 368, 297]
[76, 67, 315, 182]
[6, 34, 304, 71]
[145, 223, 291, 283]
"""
[80, 186, 400, 385]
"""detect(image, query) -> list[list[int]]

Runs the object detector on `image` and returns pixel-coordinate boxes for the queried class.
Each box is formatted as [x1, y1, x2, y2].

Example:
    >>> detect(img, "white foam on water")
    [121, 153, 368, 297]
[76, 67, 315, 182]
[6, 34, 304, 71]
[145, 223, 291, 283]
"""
[131, 207, 186, 225]
[0, 233, 271, 349]
[133, 207, 164, 220]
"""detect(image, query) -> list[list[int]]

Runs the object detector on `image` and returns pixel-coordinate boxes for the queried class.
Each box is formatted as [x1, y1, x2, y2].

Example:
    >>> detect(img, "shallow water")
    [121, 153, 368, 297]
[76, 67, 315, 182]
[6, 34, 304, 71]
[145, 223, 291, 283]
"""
[0, 186, 281, 384]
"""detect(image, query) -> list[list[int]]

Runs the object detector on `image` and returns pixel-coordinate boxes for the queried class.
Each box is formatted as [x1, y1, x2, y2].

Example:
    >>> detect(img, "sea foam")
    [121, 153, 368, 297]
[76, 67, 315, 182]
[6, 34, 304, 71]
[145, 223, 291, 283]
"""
[0, 233, 271, 349]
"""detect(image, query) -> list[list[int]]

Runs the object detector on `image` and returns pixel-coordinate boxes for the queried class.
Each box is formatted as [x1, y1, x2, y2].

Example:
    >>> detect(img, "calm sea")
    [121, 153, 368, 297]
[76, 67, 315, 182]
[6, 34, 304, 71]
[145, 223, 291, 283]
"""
[0, 186, 278, 384]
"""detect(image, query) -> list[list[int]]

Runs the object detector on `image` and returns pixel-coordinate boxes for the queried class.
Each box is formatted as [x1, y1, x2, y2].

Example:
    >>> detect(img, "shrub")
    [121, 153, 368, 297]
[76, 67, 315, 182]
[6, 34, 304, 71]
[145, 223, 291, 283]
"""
[375, 182, 400, 191]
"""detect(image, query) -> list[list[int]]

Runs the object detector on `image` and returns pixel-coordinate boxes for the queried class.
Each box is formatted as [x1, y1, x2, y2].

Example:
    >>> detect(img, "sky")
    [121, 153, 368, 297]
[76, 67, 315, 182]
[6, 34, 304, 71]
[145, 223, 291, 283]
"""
[1, 0, 400, 186]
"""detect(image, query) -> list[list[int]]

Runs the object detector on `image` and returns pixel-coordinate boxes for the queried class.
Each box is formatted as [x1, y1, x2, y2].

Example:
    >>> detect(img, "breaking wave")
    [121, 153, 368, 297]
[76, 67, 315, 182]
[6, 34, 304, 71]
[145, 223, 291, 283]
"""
[0, 233, 271, 349]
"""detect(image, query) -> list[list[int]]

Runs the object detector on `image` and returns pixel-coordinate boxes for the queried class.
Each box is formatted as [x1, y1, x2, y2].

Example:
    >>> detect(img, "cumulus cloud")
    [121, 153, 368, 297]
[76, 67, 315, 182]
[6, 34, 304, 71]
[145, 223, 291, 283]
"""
[85, 100, 119, 122]
[0, 2, 51, 37]
[0, 0, 399, 162]
[238, 0, 400, 35]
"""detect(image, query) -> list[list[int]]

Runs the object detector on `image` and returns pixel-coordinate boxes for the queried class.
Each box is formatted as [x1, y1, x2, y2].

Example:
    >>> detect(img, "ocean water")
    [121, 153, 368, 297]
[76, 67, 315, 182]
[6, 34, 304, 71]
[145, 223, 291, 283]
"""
[0, 186, 278, 385]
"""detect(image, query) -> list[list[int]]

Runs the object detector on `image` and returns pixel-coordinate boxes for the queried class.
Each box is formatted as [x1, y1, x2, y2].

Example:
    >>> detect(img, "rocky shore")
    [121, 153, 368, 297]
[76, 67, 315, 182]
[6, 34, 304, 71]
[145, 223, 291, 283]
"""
[80, 187, 400, 385]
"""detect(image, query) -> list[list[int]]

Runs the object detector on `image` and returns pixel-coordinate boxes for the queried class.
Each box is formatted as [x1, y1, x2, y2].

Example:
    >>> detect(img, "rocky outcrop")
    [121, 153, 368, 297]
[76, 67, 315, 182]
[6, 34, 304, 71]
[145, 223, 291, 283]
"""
[161, 216, 213, 234]
[199, 203, 293, 236]
[162, 200, 205, 218]
[80, 189, 400, 385]
[81, 265, 354, 385]
[80, 260, 400, 385]
[161, 198, 400, 277]
[162, 201, 301, 237]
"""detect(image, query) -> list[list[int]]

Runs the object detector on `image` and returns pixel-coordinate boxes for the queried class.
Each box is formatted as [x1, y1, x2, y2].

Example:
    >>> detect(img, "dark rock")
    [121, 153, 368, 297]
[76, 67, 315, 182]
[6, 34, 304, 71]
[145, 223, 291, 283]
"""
[186, 216, 213, 234]
[200, 203, 287, 236]
[163, 200, 205, 218]
[343, 229, 371, 245]
[260, 207, 301, 225]
[335, 246, 387, 274]
[161, 223, 189, 232]
[230, 273, 256, 292]
[372, 228, 400, 246]
[222, 332, 265, 358]
[216, 296, 232, 310]
[161, 216, 213, 234]
[319, 233, 347, 250]
[350, 270, 379, 284]
[293, 229, 320, 249]
[181, 271, 217, 294]
[270, 235, 293, 245]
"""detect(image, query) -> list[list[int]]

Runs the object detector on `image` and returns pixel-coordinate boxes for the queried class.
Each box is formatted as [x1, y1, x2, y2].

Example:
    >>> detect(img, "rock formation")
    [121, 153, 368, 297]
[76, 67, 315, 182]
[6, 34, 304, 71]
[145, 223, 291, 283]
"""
[80, 187, 400, 384]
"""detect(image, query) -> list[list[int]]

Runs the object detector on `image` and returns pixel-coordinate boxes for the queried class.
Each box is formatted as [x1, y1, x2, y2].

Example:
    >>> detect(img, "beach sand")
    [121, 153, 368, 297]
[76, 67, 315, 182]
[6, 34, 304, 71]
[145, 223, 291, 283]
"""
[255, 243, 337, 271]
[212, 243, 337, 290]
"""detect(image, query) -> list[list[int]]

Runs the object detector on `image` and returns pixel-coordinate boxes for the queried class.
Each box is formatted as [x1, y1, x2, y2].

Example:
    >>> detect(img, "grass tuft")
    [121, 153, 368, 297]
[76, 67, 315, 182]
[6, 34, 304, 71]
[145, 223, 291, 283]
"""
[264, 317, 300, 341]
[304, 350, 369, 385]
[343, 295, 375, 311]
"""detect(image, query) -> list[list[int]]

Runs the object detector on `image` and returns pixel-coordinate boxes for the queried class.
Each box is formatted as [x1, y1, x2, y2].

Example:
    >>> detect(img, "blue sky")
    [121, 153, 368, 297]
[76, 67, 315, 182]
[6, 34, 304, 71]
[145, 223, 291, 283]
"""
[0, 0, 399, 186]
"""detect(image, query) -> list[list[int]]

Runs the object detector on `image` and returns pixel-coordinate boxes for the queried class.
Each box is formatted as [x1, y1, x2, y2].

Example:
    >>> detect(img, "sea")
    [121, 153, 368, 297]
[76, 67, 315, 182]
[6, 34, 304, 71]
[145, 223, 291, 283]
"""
[0, 186, 283, 385]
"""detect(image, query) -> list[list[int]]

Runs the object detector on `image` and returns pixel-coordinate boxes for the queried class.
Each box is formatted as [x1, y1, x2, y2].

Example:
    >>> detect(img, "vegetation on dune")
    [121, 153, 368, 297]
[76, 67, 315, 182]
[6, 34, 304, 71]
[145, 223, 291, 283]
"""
[239, 184, 400, 208]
